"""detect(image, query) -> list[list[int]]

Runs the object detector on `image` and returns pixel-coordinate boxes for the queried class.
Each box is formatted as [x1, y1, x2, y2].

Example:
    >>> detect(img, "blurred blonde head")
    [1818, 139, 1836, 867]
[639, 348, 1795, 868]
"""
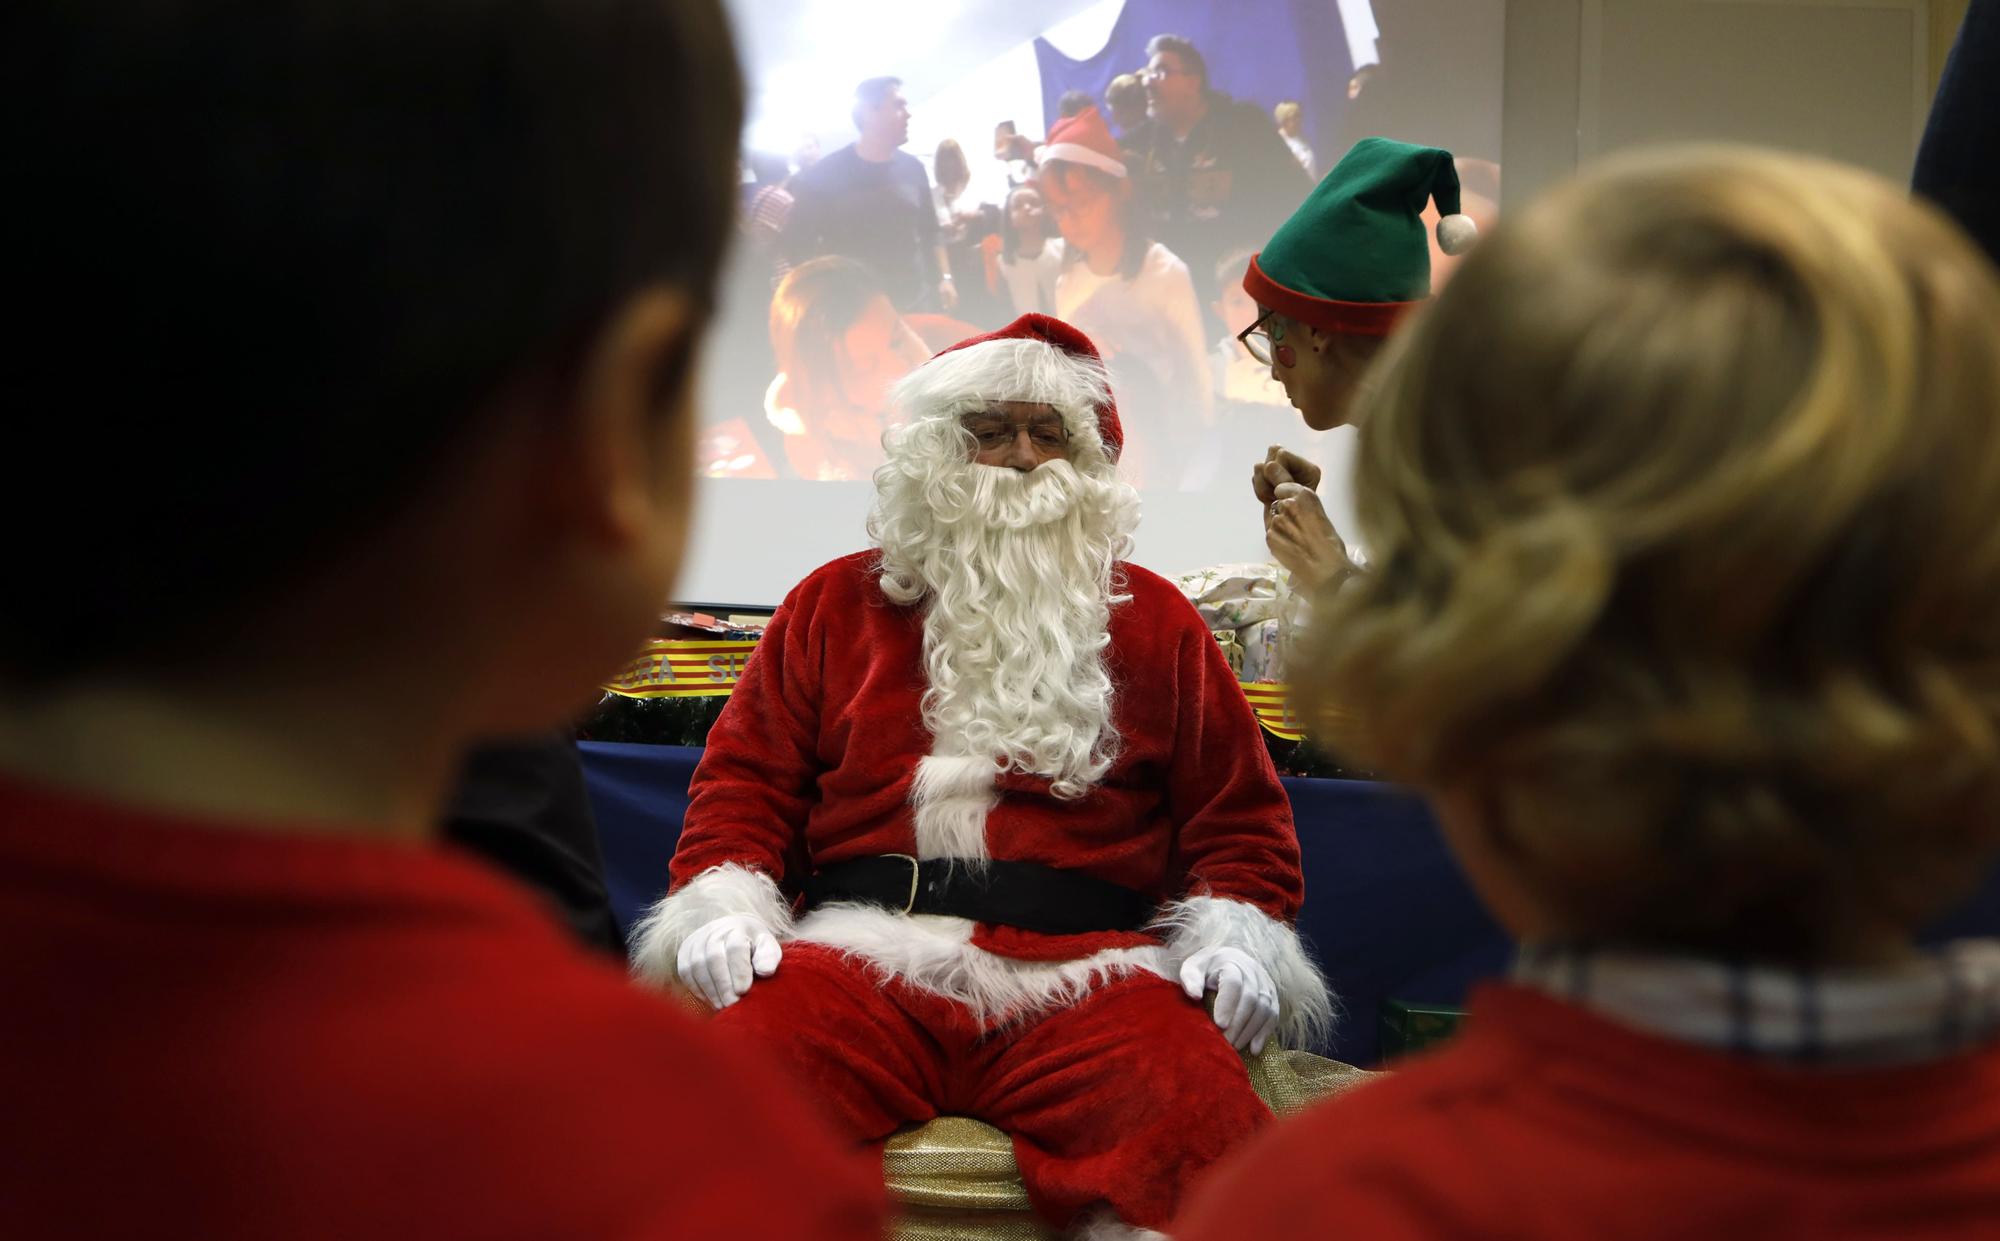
[1302, 146, 2000, 961]
[934, 138, 970, 201]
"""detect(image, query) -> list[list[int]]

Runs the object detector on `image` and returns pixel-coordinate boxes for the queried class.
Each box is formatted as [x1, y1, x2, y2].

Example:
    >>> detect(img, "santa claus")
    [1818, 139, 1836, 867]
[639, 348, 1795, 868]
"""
[633, 314, 1330, 1237]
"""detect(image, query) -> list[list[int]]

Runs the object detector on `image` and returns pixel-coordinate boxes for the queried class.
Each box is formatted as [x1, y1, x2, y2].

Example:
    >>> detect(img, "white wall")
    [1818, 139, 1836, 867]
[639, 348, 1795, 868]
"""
[1503, 0, 1935, 205]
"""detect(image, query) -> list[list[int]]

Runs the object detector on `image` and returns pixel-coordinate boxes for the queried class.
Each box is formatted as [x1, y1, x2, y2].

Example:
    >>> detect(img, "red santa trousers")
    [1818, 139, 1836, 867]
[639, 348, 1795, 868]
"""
[713, 942, 1270, 1230]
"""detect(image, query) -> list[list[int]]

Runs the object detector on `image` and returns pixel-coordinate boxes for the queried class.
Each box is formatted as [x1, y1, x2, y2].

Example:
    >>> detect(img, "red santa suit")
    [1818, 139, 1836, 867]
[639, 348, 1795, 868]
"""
[633, 315, 1330, 1234]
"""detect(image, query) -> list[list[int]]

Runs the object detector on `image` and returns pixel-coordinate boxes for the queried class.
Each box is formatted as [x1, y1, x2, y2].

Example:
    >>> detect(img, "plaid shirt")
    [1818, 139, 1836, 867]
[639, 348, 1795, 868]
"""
[1514, 939, 2000, 1066]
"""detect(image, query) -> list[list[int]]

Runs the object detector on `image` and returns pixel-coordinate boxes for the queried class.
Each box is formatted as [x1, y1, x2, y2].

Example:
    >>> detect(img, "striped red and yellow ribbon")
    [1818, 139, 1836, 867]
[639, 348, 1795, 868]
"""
[1237, 681, 1306, 741]
[603, 639, 758, 699]
[604, 640, 1307, 740]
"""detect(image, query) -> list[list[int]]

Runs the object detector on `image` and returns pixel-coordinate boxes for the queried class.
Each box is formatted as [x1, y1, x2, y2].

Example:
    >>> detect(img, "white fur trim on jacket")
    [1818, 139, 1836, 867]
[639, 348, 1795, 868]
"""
[1071, 1208, 1170, 1241]
[793, 904, 1172, 1027]
[910, 752, 998, 864]
[1153, 894, 1334, 1049]
[629, 862, 793, 988]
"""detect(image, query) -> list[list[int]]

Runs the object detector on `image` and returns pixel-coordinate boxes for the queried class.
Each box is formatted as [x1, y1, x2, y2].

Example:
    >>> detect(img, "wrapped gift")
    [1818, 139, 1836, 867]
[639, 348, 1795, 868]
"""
[1239, 617, 1288, 683]
[1175, 562, 1292, 631]
[1175, 563, 1308, 684]
[1210, 629, 1246, 677]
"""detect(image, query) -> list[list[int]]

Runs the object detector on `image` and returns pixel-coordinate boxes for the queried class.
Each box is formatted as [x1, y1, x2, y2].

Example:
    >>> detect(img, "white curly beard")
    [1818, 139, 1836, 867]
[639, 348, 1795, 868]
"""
[874, 454, 1140, 812]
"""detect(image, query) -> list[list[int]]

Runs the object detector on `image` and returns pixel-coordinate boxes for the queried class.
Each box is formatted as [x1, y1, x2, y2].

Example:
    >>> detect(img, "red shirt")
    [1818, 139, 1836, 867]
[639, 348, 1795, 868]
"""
[0, 775, 885, 1240]
[1177, 983, 2000, 1239]
[671, 551, 1302, 963]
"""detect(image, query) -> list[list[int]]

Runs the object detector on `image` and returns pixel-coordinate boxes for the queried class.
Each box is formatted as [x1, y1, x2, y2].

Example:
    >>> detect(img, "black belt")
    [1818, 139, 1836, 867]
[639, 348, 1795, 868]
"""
[800, 855, 1157, 937]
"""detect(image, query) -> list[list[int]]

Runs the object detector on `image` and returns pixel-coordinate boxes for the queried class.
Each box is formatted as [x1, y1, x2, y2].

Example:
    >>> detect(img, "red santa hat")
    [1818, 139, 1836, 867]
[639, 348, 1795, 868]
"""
[1039, 106, 1127, 180]
[925, 313, 1125, 459]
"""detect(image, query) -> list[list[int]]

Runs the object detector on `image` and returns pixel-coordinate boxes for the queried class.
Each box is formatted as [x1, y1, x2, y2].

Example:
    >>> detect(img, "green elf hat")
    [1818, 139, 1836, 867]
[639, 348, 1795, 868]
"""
[1244, 137, 1479, 337]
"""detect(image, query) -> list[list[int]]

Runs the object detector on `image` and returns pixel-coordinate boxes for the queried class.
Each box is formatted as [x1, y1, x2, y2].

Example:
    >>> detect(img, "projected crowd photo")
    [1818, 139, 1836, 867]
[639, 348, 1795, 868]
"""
[696, 0, 1501, 504]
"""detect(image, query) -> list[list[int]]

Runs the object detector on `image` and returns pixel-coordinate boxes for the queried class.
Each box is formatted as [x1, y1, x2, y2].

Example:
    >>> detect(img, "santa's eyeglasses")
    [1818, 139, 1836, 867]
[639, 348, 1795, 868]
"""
[960, 414, 1070, 452]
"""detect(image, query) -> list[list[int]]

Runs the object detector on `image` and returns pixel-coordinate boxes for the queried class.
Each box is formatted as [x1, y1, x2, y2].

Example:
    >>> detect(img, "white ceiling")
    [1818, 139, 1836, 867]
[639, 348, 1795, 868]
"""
[723, 0, 1114, 150]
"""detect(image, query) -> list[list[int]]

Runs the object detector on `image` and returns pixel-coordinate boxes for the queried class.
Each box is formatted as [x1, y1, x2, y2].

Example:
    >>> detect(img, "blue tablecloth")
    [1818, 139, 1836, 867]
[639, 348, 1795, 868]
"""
[578, 741, 2000, 1067]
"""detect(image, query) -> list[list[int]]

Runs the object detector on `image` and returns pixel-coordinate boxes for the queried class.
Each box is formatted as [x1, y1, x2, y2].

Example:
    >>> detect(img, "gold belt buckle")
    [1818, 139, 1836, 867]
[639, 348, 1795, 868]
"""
[887, 852, 920, 914]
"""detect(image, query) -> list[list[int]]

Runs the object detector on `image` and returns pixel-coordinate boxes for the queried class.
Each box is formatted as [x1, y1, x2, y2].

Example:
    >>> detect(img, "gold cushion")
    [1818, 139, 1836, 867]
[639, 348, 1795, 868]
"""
[881, 1045, 1375, 1239]
[885, 1117, 1036, 1213]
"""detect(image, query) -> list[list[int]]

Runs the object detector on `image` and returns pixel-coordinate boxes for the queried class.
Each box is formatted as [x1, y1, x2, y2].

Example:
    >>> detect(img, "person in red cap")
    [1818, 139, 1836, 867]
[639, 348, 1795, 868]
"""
[633, 313, 1330, 1237]
[1039, 106, 1213, 486]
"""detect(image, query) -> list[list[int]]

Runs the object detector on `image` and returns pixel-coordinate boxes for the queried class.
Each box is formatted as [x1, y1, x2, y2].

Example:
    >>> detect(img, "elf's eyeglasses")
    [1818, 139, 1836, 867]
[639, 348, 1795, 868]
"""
[1237, 310, 1283, 366]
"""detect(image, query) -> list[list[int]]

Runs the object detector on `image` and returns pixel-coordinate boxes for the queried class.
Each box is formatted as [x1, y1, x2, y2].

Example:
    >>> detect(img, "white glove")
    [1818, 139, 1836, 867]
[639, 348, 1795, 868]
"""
[676, 915, 783, 1009]
[1181, 945, 1281, 1054]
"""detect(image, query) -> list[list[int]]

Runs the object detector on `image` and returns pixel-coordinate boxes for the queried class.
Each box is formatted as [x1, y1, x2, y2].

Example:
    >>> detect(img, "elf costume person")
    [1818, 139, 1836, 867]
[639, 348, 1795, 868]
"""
[1242, 138, 1479, 590]
[633, 314, 1331, 1238]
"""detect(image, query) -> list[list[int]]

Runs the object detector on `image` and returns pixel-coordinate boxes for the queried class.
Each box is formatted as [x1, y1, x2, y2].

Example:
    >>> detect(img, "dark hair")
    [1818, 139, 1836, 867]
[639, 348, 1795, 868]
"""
[9, 0, 745, 684]
[769, 258, 891, 412]
[1105, 74, 1146, 112]
[747, 150, 791, 188]
[1057, 89, 1095, 119]
[999, 185, 1047, 260]
[855, 76, 904, 115]
[1041, 163, 1152, 281]
[1144, 34, 1209, 88]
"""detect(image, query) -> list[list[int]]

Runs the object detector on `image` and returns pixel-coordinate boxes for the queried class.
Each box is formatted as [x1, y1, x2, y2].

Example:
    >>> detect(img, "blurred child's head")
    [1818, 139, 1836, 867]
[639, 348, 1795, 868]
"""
[1003, 186, 1051, 254]
[1106, 75, 1148, 133]
[1213, 250, 1261, 338]
[993, 120, 1030, 163]
[1040, 163, 1132, 268]
[1302, 147, 2000, 964]
[1057, 90, 1095, 121]
[770, 258, 926, 419]
[934, 139, 971, 202]
[11, 0, 743, 735]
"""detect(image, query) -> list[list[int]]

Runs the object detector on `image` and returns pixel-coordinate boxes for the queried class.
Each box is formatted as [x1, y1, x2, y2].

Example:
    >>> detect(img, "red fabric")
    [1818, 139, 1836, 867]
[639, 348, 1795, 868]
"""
[717, 942, 1269, 1229]
[1042, 106, 1128, 177]
[1243, 253, 1416, 337]
[930, 312, 1125, 456]
[1177, 983, 2000, 1240]
[0, 774, 885, 1241]
[668, 551, 1303, 961]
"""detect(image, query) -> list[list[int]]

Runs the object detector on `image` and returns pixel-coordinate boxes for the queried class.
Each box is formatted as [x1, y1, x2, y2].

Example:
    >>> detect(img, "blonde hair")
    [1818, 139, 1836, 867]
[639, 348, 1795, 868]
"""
[934, 137, 970, 197]
[1301, 146, 2000, 960]
[1273, 100, 1302, 129]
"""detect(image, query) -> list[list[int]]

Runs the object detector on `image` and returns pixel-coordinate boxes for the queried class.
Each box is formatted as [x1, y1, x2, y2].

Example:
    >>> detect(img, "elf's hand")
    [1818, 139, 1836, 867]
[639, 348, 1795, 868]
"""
[678, 915, 783, 1009]
[1180, 946, 1280, 1054]
[1251, 445, 1323, 507]
[1267, 483, 1356, 591]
